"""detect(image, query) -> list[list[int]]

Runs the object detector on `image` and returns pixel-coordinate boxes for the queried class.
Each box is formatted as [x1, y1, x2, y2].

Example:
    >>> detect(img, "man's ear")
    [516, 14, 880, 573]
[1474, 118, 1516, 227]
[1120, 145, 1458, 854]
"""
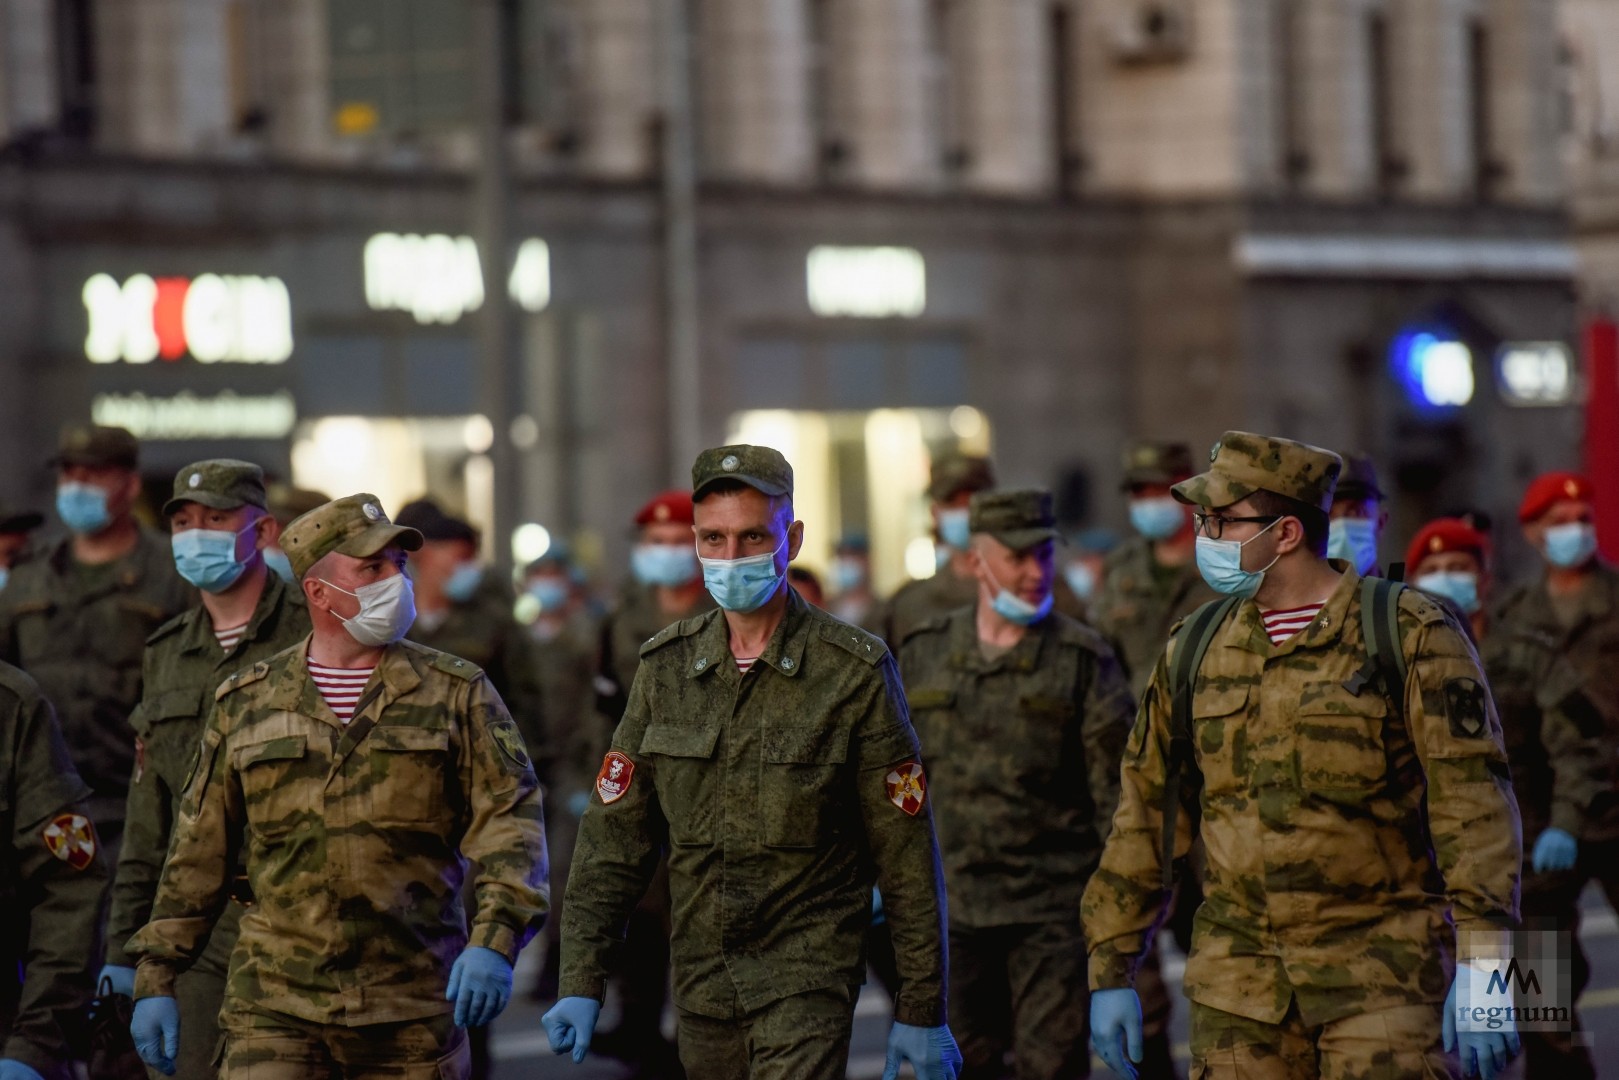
[1277, 516, 1307, 556]
[787, 520, 806, 561]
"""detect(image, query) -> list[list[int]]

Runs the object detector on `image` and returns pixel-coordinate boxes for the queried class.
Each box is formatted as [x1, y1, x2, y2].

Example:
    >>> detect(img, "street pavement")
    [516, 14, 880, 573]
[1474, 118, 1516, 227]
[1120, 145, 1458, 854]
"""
[490, 885, 1619, 1078]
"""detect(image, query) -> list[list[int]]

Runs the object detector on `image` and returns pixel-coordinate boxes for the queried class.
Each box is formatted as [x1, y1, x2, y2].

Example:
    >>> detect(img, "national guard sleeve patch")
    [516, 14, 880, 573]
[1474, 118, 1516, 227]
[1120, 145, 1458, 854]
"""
[885, 762, 927, 816]
[1444, 678, 1488, 739]
[489, 719, 532, 774]
[596, 751, 635, 805]
[43, 813, 98, 870]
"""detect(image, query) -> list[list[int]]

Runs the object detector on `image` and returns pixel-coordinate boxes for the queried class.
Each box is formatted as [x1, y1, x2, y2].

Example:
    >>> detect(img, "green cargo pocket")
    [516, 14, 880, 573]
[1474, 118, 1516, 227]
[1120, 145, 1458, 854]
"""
[761, 723, 848, 849]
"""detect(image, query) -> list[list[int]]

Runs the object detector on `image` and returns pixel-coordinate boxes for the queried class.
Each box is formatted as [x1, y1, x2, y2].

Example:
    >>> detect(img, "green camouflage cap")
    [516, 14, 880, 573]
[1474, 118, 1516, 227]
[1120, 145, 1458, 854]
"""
[50, 423, 139, 470]
[1121, 441, 1194, 489]
[161, 459, 267, 518]
[928, 455, 995, 502]
[969, 489, 1061, 551]
[279, 493, 423, 581]
[266, 482, 330, 525]
[1333, 452, 1384, 502]
[692, 444, 793, 500]
[0, 498, 43, 534]
[1172, 431, 1342, 514]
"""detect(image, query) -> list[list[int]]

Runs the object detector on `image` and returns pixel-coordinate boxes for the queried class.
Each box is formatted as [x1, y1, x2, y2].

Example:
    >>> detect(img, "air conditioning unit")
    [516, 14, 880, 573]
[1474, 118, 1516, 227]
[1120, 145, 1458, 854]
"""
[1108, 0, 1193, 64]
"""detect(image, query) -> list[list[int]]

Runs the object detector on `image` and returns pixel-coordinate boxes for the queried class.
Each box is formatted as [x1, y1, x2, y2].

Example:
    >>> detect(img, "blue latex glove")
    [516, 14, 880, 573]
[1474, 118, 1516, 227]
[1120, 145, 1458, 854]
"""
[541, 996, 602, 1064]
[0, 1060, 46, 1080]
[1444, 969, 1522, 1078]
[1090, 987, 1144, 1079]
[872, 887, 886, 926]
[98, 963, 136, 998]
[445, 946, 513, 1028]
[1531, 827, 1577, 874]
[131, 996, 180, 1076]
[567, 791, 590, 818]
[882, 1022, 962, 1080]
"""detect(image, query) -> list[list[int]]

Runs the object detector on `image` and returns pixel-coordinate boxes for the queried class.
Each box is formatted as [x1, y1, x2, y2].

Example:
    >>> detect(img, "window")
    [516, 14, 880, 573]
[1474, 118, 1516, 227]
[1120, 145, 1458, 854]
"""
[808, 0, 845, 179]
[1275, 0, 1307, 185]
[54, 0, 96, 140]
[926, 0, 967, 176]
[1467, 17, 1497, 198]
[1050, 1, 1081, 196]
[1366, 9, 1399, 194]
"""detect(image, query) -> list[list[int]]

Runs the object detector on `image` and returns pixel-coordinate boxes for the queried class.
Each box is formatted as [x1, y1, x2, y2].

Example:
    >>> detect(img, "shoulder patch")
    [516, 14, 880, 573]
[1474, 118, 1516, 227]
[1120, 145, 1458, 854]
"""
[898, 614, 951, 649]
[639, 612, 712, 658]
[1395, 584, 1451, 627]
[215, 662, 271, 701]
[432, 650, 484, 680]
[819, 620, 888, 665]
[146, 608, 196, 645]
[1444, 677, 1489, 739]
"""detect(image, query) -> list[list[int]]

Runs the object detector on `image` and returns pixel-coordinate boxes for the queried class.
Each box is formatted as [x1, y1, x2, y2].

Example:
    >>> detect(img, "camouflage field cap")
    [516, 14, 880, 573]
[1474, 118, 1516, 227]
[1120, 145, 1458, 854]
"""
[1333, 452, 1384, 502]
[928, 455, 995, 502]
[969, 489, 1062, 551]
[1172, 431, 1342, 514]
[161, 459, 267, 518]
[692, 444, 793, 500]
[50, 423, 139, 470]
[1121, 441, 1194, 489]
[280, 493, 423, 580]
[0, 498, 43, 534]
[266, 482, 330, 525]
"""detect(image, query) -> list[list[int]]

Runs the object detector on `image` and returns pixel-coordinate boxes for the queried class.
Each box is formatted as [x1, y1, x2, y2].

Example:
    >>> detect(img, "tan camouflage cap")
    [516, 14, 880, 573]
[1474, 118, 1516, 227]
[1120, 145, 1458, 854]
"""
[50, 423, 139, 470]
[928, 455, 995, 502]
[280, 493, 423, 580]
[692, 444, 793, 500]
[1172, 431, 1342, 514]
[1121, 441, 1194, 489]
[266, 482, 330, 525]
[161, 459, 267, 518]
[1333, 452, 1384, 502]
[969, 489, 1061, 551]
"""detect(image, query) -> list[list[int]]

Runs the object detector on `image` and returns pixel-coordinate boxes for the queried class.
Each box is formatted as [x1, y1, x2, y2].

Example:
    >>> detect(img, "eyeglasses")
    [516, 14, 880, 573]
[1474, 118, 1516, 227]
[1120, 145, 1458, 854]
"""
[1192, 513, 1279, 540]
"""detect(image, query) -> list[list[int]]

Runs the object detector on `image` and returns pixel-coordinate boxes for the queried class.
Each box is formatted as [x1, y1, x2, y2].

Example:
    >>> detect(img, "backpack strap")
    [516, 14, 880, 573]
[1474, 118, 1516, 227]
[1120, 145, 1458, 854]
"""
[1161, 596, 1240, 890]
[1344, 576, 1408, 729]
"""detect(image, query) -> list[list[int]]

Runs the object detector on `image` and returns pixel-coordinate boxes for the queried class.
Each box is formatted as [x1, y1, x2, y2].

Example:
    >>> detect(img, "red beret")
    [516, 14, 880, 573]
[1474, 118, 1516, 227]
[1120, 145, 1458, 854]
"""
[1517, 472, 1593, 524]
[1405, 518, 1489, 575]
[634, 489, 695, 527]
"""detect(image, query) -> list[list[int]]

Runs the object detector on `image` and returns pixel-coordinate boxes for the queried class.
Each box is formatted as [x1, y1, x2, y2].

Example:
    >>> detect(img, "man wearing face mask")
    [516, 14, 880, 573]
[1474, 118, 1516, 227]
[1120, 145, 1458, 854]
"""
[0, 499, 44, 593]
[1084, 431, 1520, 1080]
[0, 424, 193, 875]
[899, 489, 1137, 1080]
[1325, 454, 1388, 578]
[263, 483, 329, 583]
[127, 494, 548, 1079]
[546, 444, 960, 1080]
[877, 455, 997, 647]
[829, 534, 882, 631]
[1479, 472, 1618, 1079]
[96, 460, 310, 1079]
[1407, 519, 1490, 642]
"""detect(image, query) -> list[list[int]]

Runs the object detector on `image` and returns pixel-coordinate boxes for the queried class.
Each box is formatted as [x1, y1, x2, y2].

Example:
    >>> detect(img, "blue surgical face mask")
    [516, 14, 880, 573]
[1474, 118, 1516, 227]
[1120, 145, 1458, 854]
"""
[632, 543, 700, 587]
[527, 577, 570, 611]
[57, 482, 111, 535]
[171, 522, 256, 593]
[983, 564, 1054, 627]
[264, 547, 295, 582]
[1194, 517, 1282, 598]
[1129, 497, 1185, 541]
[1327, 517, 1380, 575]
[1543, 522, 1598, 570]
[830, 557, 865, 593]
[1063, 562, 1097, 601]
[701, 538, 787, 613]
[937, 508, 971, 551]
[445, 561, 484, 603]
[1415, 570, 1480, 615]
[0, 567, 9, 593]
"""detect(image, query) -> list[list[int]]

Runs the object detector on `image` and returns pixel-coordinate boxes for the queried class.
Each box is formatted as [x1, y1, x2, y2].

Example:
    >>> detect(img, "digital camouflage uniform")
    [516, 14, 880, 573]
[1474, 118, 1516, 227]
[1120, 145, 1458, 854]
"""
[128, 495, 548, 1079]
[1082, 432, 1521, 1080]
[1, 661, 107, 1080]
[105, 459, 312, 1080]
[899, 489, 1136, 1080]
[1483, 561, 1619, 1079]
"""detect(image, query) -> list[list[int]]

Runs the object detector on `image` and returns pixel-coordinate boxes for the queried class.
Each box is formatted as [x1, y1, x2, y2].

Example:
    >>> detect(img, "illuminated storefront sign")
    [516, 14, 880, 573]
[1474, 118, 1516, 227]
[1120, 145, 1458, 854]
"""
[364, 234, 551, 325]
[1496, 342, 1575, 407]
[91, 391, 297, 440]
[806, 246, 927, 319]
[1392, 329, 1475, 409]
[83, 274, 293, 364]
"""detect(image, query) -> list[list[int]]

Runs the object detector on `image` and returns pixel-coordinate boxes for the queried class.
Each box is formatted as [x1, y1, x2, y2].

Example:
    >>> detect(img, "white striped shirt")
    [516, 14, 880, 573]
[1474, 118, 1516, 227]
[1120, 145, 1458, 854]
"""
[1260, 603, 1325, 645]
[214, 622, 248, 652]
[308, 660, 376, 724]
[735, 655, 759, 675]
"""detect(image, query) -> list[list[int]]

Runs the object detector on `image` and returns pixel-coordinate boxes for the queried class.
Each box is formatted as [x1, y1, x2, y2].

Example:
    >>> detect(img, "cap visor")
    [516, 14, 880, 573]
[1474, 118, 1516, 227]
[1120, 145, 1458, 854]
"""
[336, 523, 425, 560]
[1171, 472, 1256, 509]
[988, 527, 1062, 552]
[695, 475, 790, 499]
[0, 511, 43, 533]
[161, 492, 253, 518]
[1120, 470, 1174, 491]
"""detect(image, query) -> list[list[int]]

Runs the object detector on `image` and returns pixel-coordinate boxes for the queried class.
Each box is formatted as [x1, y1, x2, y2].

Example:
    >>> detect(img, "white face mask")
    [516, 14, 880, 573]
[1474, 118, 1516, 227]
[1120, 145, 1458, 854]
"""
[321, 572, 417, 646]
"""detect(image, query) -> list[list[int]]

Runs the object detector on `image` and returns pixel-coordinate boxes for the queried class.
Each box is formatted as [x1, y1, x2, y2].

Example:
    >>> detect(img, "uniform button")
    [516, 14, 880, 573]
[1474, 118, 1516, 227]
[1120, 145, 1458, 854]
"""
[695, 657, 708, 671]
[781, 658, 794, 671]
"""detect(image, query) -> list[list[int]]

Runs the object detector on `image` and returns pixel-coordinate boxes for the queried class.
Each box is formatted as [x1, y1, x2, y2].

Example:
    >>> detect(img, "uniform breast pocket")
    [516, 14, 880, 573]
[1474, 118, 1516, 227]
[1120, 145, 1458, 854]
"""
[235, 736, 319, 835]
[1296, 686, 1391, 797]
[1015, 695, 1073, 758]
[638, 723, 721, 846]
[369, 726, 452, 825]
[905, 688, 956, 754]
[1192, 686, 1250, 796]
[761, 724, 848, 849]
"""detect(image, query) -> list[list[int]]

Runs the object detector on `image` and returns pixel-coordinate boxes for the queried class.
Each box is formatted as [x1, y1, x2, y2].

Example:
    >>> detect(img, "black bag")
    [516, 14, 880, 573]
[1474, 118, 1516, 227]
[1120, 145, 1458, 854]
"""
[86, 976, 148, 1079]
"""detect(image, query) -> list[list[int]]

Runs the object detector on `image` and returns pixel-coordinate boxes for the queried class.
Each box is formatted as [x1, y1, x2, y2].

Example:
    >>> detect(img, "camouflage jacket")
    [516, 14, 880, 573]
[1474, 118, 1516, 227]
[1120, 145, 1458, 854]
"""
[105, 572, 310, 970]
[1081, 569, 1521, 1027]
[876, 569, 979, 649]
[595, 582, 715, 722]
[899, 607, 1134, 927]
[1484, 563, 1619, 843]
[0, 529, 193, 812]
[129, 637, 548, 1025]
[560, 590, 949, 1025]
[1, 661, 107, 1080]
[1089, 537, 1218, 698]
[531, 620, 606, 798]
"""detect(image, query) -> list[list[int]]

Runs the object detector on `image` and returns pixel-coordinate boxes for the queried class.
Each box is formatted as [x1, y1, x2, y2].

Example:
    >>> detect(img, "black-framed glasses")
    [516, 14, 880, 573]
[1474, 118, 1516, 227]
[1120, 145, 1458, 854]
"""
[1193, 513, 1279, 540]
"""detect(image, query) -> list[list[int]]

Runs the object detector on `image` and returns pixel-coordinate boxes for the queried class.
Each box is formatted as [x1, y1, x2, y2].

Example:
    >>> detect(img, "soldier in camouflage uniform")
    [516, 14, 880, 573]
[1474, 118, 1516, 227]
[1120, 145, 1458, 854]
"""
[1324, 454, 1387, 577]
[1, 660, 107, 1080]
[877, 455, 996, 647]
[262, 483, 328, 584]
[1083, 432, 1521, 1080]
[127, 495, 547, 1079]
[545, 445, 960, 1080]
[1482, 472, 1619, 1079]
[899, 489, 1135, 1080]
[98, 460, 310, 1079]
[0, 425, 193, 871]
